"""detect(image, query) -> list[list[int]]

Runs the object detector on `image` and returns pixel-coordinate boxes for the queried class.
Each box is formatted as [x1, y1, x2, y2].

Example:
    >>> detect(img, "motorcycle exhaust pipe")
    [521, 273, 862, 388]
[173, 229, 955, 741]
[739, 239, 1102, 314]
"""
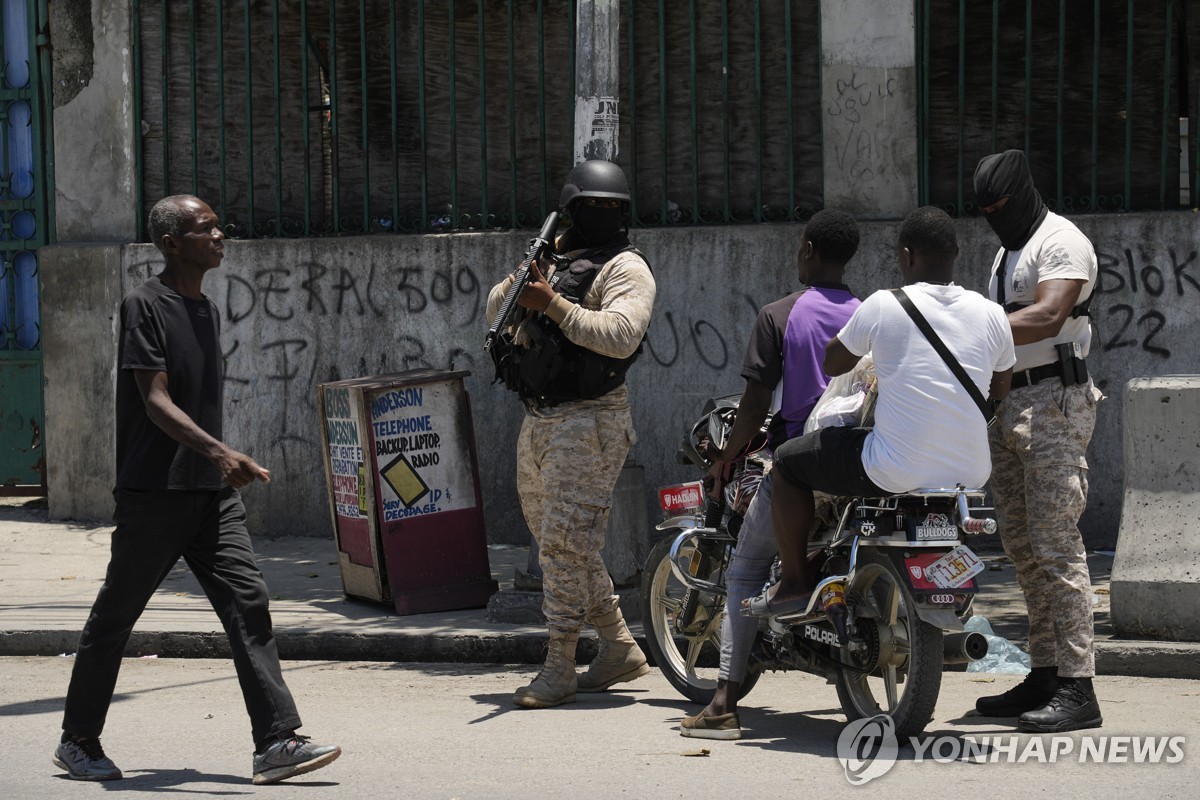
[943, 631, 989, 665]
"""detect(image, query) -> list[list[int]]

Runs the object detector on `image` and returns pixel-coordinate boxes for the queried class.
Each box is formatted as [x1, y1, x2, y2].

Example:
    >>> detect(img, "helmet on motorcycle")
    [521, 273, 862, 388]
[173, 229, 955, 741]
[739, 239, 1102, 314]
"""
[558, 160, 631, 211]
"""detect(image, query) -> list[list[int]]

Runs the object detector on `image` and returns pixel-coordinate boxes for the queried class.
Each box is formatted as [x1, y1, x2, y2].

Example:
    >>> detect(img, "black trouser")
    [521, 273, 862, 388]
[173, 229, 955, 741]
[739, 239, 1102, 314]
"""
[772, 426, 887, 496]
[62, 487, 301, 744]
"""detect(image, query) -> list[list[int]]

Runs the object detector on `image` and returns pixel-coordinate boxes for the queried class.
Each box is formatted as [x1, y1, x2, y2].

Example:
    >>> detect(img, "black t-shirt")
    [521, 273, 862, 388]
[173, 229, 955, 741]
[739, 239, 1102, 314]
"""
[115, 275, 224, 490]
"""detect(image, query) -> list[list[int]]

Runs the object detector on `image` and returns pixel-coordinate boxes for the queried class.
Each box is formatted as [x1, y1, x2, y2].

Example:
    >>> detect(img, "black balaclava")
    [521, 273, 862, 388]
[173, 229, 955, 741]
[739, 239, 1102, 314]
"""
[973, 149, 1048, 250]
[569, 201, 625, 246]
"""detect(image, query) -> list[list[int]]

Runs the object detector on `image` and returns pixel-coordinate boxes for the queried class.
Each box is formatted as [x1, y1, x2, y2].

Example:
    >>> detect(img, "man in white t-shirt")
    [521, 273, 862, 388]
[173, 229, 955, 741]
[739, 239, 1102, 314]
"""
[746, 206, 1015, 618]
[973, 149, 1105, 733]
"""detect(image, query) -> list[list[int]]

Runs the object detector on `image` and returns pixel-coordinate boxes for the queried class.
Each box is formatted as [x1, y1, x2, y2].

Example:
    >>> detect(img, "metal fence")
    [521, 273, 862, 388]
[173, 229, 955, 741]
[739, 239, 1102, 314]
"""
[0, 0, 51, 489]
[133, 0, 822, 239]
[918, 0, 1196, 216]
[0, 0, 49, 351]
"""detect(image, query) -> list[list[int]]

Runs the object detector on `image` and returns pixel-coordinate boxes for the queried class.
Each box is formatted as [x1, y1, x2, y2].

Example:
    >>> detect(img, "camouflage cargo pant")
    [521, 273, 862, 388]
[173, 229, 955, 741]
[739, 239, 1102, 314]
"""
[989, 380, 1100, 677]
[516, 405, 634, 633]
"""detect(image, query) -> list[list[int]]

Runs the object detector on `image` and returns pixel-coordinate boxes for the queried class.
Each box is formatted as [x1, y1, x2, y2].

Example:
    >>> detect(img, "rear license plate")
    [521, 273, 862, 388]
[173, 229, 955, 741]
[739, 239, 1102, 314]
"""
[902, 552, 978, 591]
[923, 545, 985, 589]
[659, 481, 705, 513]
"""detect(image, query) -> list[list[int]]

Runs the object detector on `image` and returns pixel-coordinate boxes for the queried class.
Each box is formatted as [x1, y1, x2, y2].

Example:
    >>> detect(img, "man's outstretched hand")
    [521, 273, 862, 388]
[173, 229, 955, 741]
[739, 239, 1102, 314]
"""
[215, 447, 272, 489]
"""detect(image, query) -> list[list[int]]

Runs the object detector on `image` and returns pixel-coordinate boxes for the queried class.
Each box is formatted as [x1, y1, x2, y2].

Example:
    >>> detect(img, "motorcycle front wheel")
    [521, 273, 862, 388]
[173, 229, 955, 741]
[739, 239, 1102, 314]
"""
[640, 534, 762, 705]
[835, 551, 943, 741]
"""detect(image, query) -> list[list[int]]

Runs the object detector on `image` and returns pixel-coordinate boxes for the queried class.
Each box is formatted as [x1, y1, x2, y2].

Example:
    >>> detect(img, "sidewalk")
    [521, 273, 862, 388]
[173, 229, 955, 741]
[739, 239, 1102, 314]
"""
[1, 498, 1195, 678]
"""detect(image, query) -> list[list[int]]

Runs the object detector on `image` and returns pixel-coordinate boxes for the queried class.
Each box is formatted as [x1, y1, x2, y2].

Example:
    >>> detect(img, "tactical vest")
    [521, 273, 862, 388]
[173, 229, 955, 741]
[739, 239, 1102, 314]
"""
[492, 240, 649, 407]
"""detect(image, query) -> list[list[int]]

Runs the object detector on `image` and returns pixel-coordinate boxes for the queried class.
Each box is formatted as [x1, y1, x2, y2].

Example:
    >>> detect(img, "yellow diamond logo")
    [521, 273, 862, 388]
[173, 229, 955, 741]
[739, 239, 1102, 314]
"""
[380, 453, 430, 508]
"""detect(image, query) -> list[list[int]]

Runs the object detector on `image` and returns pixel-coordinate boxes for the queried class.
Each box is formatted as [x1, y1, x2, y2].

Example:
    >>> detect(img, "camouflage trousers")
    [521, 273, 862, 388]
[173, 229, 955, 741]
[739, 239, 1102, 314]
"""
[989, 379, 1101, 677]
[516, 405, 634, 633]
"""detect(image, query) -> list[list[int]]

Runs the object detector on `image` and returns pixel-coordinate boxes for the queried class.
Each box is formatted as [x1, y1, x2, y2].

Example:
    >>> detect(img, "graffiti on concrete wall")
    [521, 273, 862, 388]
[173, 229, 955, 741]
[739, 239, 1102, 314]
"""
[198, 244, 771, 529]
[217, 260, 760, 390]
[825, 70, 901, 186]
[644, 294, 761, 370]
[214, 261, 486, 473]
[1094, 247, 1199, 361]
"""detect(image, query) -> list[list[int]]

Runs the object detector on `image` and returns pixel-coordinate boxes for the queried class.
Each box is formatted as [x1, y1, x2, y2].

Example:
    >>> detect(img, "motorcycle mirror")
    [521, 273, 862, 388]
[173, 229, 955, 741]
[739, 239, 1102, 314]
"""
[706, 408, 735, 453]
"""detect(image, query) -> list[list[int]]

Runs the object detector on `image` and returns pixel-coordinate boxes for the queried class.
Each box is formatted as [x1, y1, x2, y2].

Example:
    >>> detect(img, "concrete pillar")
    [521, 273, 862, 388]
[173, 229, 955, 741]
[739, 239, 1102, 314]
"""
[40, 244, 127, 521]
[1110, 377, 1200, 641]
[819, 0, 918, 218]
[50, 0, 138, 241]
[573, 0, 620, 163]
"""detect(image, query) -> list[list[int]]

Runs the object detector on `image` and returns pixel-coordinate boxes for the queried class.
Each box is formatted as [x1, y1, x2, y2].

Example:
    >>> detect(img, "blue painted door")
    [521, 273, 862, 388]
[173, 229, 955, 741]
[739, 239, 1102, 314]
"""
[0, 0, 50, 490]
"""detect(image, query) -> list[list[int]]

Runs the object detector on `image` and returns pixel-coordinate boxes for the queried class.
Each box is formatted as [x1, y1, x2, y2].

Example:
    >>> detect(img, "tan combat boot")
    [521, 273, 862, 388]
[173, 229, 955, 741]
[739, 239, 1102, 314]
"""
[577, 608, 651, 693]
[512, 631, 579, 708]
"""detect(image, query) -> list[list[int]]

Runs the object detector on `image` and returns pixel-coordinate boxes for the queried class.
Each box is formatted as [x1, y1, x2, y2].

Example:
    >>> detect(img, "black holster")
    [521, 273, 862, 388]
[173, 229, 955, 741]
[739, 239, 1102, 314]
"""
[1054, 342, 1089, 386]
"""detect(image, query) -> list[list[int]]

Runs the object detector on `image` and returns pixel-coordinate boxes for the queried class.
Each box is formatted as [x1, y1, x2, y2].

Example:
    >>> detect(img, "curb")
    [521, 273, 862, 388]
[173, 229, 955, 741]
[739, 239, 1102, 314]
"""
[5, 631, 1197, 680]
[0, 630, 603, 666]
[1095, 639, 1200, 680]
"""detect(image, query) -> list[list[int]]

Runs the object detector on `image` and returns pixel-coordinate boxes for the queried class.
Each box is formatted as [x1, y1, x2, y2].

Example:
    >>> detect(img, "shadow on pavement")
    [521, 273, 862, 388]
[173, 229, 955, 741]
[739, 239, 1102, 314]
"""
[51, 768, 341, 794]
[51, 768, 251, 794]
[467, 687, 640, 725]
[727, 710, 845, 755]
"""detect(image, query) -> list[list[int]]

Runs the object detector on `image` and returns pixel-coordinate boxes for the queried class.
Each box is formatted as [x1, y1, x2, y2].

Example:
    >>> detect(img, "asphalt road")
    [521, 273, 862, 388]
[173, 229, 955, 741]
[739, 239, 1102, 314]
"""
[7, 657, 1198, 799]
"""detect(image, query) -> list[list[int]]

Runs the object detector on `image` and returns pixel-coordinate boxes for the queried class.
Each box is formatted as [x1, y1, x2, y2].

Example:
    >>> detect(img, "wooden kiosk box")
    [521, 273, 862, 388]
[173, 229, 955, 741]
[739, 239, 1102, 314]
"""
[317, 369, 498, 615]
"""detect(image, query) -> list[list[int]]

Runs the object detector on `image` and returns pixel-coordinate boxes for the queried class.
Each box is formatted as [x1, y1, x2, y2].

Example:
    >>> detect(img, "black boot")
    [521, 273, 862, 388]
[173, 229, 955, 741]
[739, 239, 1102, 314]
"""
[975, 666, 1058, 717]
[1017, 676, 1103, 733]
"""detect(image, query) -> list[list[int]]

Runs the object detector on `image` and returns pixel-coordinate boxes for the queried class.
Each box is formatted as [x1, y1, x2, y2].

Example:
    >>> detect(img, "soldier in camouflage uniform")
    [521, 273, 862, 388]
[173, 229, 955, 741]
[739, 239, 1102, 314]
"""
[974, 150, 1104, 732]
[486, 161, 656, 708]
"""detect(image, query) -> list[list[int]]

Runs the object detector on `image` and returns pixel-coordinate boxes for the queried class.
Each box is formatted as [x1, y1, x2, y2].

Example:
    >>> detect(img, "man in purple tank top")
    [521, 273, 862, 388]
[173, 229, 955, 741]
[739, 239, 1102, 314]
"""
[680, 209, 862, 740]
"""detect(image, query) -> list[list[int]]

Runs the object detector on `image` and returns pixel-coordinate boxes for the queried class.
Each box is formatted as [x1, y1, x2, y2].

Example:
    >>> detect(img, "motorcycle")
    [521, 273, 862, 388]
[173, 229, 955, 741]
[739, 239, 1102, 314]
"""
[640, 396, 995, 739]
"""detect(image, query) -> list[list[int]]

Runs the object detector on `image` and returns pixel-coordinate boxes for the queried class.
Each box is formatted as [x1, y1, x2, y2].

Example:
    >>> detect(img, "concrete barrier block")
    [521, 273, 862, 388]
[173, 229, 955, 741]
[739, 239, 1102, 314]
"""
[1110, 376, 1200, 641]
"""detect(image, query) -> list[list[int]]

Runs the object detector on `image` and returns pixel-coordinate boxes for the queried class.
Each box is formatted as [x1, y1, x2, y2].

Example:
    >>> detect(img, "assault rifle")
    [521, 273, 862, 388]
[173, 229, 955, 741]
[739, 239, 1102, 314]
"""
[483, 211, 559, 352]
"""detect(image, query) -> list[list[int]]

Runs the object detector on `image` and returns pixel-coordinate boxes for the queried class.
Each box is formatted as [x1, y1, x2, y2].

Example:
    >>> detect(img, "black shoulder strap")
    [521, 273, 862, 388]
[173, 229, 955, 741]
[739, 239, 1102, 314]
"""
[890, 288, 995, 425]
[995, 250, 1010, 306]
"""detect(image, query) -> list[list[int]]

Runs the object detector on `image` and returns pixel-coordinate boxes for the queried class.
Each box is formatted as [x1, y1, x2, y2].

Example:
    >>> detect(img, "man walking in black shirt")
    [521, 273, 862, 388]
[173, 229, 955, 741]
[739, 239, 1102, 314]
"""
[53, 195, 341, 785]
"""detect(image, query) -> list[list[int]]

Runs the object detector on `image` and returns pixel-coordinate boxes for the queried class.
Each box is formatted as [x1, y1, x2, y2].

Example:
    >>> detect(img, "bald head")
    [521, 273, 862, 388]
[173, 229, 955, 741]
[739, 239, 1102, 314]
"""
[148, 195, 206, 253]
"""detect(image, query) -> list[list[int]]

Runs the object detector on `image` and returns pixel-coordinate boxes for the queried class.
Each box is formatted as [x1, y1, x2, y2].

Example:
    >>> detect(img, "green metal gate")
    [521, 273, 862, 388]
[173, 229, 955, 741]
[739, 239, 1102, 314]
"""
[0, 0, 52, 492]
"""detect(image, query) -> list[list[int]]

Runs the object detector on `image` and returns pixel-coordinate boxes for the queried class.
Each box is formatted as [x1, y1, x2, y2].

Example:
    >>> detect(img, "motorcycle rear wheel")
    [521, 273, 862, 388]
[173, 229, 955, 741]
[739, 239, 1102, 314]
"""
[835, 551, 943, 741]
[640, 534, 762, 705]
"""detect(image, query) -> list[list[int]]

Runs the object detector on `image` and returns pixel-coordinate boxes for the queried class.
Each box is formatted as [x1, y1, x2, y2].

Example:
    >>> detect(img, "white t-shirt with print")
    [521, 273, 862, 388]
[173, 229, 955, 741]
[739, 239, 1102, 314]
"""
[986, 211, 1097, 372]
[838, 283, 1017, 493]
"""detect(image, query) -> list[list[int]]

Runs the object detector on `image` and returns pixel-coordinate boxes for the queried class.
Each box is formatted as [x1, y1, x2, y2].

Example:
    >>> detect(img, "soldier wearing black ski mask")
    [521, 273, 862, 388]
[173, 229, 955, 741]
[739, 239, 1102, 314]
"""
[975, 149, 1049, 250]
[972, 149, 1104, 736]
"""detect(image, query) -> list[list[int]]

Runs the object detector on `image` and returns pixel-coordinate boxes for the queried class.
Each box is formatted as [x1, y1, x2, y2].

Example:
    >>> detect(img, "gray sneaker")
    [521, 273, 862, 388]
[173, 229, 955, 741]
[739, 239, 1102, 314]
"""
[251, 735, 341, 785]
[52, 737, 123, 781]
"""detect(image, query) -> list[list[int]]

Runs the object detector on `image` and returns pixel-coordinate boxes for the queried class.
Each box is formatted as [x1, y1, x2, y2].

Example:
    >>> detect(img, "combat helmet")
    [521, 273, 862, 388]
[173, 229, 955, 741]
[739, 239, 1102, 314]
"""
[558, 160, 631, 211]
